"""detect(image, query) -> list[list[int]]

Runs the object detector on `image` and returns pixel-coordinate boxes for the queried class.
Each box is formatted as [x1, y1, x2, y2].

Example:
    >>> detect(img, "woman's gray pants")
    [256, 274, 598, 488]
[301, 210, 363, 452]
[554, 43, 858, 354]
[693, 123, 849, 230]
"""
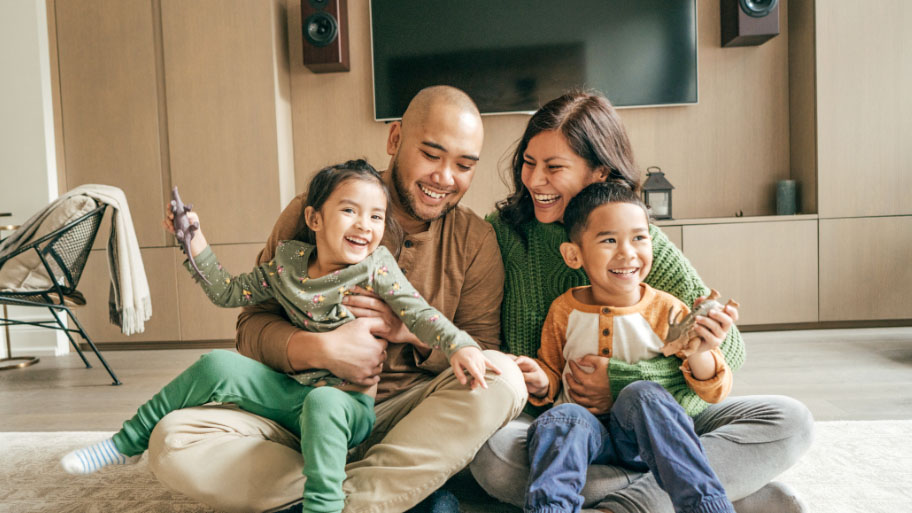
[470, 395, 814, 513]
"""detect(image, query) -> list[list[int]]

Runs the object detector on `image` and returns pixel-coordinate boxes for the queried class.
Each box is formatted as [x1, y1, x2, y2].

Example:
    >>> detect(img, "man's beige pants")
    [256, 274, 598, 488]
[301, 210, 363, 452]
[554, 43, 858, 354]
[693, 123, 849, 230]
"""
[147, 350, 526, 513]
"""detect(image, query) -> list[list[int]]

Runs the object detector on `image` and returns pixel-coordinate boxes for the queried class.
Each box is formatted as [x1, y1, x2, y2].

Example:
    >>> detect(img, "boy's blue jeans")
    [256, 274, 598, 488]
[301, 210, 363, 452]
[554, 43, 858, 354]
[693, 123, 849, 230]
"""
[526, 381, 734, 513]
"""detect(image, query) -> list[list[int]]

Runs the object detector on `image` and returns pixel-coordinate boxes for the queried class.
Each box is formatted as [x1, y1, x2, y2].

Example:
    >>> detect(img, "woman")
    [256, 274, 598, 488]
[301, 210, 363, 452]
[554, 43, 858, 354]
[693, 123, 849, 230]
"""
[470, 91, 813, 513]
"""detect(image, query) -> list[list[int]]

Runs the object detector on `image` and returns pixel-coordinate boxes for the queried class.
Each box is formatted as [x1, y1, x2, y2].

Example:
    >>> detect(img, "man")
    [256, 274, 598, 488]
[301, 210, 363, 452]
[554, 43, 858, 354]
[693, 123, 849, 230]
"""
[146, 86, 527, 513]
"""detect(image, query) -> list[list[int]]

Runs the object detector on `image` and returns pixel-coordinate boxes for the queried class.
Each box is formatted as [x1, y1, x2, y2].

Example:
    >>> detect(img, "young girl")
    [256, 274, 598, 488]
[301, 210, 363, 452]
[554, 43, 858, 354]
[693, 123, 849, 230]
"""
[515, 181, 735, 513]
[60, 159, 500, 513]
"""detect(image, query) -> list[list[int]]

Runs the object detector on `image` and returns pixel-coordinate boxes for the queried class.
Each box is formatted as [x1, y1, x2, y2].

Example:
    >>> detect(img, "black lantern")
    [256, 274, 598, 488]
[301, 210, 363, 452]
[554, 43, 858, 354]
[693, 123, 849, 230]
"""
[642, 166, 675, 220]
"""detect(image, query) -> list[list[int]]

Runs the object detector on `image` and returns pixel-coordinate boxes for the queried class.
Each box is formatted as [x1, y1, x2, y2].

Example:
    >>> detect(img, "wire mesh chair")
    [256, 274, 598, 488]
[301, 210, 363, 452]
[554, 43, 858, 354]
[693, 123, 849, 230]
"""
[0, 204, 121, 384]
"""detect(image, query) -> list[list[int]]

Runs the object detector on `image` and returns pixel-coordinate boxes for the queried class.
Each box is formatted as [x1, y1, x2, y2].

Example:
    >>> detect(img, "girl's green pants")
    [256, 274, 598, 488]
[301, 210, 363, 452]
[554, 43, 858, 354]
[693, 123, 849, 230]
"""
[112, 349, 375, 513]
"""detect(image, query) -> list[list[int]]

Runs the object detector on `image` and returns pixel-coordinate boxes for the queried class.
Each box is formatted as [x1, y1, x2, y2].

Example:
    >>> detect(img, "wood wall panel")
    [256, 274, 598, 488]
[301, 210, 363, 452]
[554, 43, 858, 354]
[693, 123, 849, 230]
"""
[287, 0, 793, 220]
[176, 243, 263, 341]
[682, 220, 818, 325]
[788, 0, 817, 215]
[54, 0, 166, 247]
[621, 0, 791, 220]
[816, 0, 912, 218]
[819, 217, 912, 321]
[78, 247, 180, 343]
[161, 0, 285, 245]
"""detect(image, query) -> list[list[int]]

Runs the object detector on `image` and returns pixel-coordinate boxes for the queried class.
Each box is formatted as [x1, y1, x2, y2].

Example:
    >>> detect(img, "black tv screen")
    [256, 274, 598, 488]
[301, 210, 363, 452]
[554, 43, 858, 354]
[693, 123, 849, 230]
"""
[370, 0, 698, 120]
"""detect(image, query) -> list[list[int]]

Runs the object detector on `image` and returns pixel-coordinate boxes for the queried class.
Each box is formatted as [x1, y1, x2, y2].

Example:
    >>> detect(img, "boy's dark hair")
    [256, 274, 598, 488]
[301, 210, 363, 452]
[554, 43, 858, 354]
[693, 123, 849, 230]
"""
[564, 181, 650, 243]
[294, 159, 402, 252]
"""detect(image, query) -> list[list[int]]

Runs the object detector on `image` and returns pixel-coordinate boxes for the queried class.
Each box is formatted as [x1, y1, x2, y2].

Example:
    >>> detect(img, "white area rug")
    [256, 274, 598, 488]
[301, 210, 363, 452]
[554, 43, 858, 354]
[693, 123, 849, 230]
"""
[1, 421, 910, 513]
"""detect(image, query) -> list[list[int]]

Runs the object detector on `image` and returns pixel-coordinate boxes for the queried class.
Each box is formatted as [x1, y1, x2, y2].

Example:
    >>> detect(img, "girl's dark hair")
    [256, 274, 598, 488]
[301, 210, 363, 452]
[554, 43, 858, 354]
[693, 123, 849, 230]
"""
[496, 90, 640, 233]
[294, 159, 402, 252]
[563, 181, 649, 243]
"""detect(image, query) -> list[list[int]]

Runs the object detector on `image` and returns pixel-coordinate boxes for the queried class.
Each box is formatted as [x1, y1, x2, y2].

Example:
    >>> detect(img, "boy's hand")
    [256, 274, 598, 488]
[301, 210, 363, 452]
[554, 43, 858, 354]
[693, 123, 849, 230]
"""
[163, 204, 207, 257]
[450, 346, 501, 390]
[512, 355, 549, 398]
[690, 298, 739, 354]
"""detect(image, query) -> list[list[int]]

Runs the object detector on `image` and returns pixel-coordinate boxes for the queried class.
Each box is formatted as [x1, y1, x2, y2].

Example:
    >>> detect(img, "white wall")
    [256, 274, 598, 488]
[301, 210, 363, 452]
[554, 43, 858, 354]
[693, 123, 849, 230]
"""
[0, 0, 66, 357]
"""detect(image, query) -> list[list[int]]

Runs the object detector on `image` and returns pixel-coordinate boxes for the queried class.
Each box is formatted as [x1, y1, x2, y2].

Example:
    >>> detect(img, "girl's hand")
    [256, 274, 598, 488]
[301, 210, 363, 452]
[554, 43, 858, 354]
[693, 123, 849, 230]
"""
[162, 204, 207, 256]
[690, 298, 739, 354]
[450, 346, 502, 390]
[342, 286, 421, 345]
[512, 355, 549, 398]
[565, 355, 613, 415]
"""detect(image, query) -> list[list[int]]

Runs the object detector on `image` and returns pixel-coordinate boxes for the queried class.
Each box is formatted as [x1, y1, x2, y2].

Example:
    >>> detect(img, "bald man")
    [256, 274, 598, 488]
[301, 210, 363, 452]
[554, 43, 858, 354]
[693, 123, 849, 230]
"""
[146, 86, 527, 513]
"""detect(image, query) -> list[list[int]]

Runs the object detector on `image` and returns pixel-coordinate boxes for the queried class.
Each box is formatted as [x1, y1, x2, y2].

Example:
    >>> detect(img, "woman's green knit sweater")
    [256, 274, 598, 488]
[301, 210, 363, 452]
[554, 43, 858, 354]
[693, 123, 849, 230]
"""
[487, 212, 745, 416]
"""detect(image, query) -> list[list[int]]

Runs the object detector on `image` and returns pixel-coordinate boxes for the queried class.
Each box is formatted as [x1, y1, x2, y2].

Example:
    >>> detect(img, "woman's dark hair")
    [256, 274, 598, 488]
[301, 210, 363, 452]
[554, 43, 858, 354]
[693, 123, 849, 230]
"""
[496, 90, 640, 233]
[294, 159, 402, 252]
[563, 181, 649, 243]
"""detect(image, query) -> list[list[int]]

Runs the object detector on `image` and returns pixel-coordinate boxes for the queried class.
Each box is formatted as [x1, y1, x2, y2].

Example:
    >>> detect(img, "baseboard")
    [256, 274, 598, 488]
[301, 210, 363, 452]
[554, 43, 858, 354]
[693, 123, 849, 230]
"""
[78, 339, 235, 351]
[740, 318, 912, 332]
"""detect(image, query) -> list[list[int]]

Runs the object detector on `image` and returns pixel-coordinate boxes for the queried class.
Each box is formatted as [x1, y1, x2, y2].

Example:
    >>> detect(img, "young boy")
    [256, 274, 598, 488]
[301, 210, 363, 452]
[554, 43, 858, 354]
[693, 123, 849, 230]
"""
[513, 181, 736, 513]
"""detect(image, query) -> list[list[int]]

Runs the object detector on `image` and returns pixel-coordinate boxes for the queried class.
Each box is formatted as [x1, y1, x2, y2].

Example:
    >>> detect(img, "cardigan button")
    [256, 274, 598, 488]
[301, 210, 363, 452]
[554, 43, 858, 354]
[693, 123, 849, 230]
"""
[602, 328, 610, 336]
[404, 240, 413, 248]
[601, 348, 610, 355]
[601, 307, 610, 314]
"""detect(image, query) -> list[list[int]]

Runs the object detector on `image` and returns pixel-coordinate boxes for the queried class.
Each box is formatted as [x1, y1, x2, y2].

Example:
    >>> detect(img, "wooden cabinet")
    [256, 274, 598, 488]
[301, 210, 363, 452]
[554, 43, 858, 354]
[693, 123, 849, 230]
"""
[815, 0, 912, 218]
[54, 0, 166, 248]
[819, 217, 912, 321]
[79, 247, 181, 343]
[175, 243, 263, 341]
[661, 217, 819, 326]
[49, 0, 292, 343]
[160, 0, 287, 245]
[658, 225, 682, 252]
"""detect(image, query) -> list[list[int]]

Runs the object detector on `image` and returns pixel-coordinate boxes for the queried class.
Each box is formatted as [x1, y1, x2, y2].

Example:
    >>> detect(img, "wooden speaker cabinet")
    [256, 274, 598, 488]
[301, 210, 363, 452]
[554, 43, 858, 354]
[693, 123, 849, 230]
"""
[301, 0, 349, 72]
[721, 0, 780, 47]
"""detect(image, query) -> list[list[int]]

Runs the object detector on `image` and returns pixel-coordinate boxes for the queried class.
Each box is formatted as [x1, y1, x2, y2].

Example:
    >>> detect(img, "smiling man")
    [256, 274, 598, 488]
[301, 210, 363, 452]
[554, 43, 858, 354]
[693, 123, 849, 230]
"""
[144, 86, 526, 513]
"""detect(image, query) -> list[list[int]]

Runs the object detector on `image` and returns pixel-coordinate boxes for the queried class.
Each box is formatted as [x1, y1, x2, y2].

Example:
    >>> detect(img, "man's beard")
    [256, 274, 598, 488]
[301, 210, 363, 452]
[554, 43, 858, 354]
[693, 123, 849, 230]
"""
[391, 154, 459, 223]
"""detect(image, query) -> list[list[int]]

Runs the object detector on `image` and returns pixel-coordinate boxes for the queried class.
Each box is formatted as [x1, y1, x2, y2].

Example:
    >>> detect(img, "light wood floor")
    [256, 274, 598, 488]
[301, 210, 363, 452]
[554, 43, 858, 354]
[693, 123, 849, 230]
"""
[1, 327, 911, 432]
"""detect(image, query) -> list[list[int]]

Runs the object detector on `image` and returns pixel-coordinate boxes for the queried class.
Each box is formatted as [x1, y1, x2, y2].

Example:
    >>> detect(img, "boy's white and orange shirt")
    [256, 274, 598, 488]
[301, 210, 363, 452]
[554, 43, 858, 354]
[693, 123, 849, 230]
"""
[529, 283, 731, 409]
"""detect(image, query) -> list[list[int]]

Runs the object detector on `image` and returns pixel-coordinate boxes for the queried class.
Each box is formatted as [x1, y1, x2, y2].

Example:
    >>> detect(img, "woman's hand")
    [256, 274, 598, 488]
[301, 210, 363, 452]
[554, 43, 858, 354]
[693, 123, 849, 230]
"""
[450, 346, 502, 390]
[512, 355, 549, 398]
[343, 286, 422, 346]
[565, 355, 613, 415]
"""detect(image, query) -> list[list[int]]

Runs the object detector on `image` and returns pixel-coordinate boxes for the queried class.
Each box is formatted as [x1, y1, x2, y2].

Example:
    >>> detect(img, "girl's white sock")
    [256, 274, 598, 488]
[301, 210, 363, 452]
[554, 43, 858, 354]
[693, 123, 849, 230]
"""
[60, 438, 140, 474]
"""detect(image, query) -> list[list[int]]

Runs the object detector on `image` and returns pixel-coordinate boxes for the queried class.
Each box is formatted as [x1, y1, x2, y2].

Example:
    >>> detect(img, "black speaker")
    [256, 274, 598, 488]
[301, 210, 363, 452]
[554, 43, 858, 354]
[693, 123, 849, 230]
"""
[721, 0, 780, 47]
[301, 0, 349, 72]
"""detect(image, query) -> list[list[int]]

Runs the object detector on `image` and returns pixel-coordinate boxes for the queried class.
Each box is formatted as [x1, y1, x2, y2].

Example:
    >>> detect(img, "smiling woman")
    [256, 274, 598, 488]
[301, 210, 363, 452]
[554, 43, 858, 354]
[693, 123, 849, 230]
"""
[474, 90, 813, 513]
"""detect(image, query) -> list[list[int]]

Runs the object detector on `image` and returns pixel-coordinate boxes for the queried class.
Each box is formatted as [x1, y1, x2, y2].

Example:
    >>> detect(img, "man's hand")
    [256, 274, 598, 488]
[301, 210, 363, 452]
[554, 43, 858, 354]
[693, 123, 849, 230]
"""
[343, 286, 424, 347]
[450, 346, 502, 390]
[565, 355, 613, 415]
[291, 317, 388, 386]
[512, 355, 549, 398]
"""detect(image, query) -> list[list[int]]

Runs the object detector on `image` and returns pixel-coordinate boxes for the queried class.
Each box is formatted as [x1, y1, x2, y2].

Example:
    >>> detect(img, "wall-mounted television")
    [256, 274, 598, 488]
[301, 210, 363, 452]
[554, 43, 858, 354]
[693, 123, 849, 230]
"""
[370, 0, 698, 121]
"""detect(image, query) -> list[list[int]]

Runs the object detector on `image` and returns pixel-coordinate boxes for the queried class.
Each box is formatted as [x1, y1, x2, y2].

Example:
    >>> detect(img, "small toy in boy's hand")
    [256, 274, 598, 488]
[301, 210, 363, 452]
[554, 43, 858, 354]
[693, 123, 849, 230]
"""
[169, 186, 209, 284]
[662, 289, 740, 357]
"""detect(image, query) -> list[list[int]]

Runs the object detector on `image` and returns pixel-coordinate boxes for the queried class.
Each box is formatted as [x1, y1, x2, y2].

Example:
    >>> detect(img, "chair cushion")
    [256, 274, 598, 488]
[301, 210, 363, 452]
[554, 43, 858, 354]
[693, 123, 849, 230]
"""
[0, 196, 98, 292]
